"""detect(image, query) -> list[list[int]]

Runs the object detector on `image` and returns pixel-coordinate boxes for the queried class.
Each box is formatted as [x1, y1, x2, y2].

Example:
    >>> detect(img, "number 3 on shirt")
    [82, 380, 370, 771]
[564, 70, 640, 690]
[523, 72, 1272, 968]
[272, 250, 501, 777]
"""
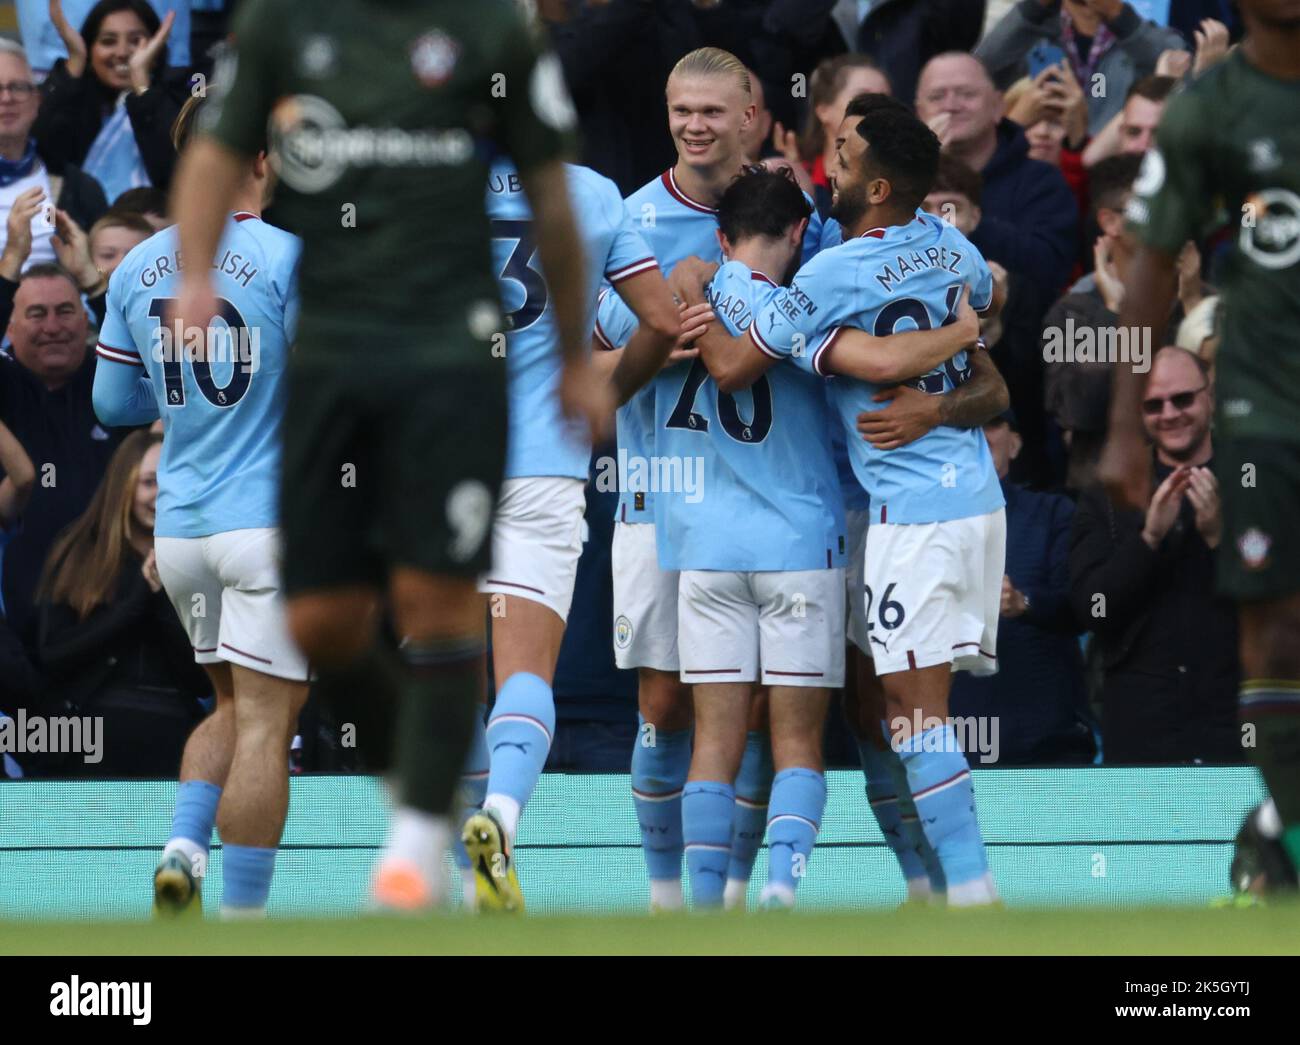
[148, 297, 254, 408]
[491, 219, 548, 332]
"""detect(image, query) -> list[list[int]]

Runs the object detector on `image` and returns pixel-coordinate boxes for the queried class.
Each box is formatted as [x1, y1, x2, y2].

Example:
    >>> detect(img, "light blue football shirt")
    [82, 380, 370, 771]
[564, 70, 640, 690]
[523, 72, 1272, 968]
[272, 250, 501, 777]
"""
[487, 160, 657, 480]
[93, 212, 301, 538]
[596, 167, 824, 523]
[654, 260, 845, 572]
[751, 211, 1003, 525]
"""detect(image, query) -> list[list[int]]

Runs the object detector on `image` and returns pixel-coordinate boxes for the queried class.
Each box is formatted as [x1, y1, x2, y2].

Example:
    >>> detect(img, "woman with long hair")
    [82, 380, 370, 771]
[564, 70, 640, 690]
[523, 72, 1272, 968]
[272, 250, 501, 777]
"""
[36, 429, 210, 777]
[33, 0, 189, 201]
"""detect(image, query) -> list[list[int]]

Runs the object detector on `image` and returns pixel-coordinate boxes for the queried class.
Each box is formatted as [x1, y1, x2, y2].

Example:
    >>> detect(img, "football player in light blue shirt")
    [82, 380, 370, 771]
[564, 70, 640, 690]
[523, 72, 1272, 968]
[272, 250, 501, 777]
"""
[460, 157, 677, 912]
[656, 168, 850, 908]
[92, 102, 306, 920]
[677, 94, 1010, 907]
[593, 46, 835, 912]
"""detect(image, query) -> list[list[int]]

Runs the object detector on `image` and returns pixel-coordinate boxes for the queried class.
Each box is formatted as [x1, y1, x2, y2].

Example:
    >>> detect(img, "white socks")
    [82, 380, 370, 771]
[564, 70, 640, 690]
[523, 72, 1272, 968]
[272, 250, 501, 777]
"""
[387, 806, 452, 884]
[649, 878, 683, 911]
[946, 871, 998, 908]
[162, 835, 206, 870]
[482, 793, 522, 843]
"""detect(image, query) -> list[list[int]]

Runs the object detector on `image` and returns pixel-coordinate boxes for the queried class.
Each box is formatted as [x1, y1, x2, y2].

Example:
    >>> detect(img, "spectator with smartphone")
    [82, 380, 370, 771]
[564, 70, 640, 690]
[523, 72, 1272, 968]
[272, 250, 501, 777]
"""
[1002, 58, 1091, 217]
[0, 39, 108, 273]
[976, 0, 1185, 134]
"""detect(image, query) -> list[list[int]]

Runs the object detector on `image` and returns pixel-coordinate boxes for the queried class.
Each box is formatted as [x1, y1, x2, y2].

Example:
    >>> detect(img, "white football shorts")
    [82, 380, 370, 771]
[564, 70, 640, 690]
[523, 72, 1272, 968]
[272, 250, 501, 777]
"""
[154, 527, 310, 682]
[611, 520, 679, 671]
[678, 568, 846, 688]
[859, 508, 1005, 677]
[479, 476, 587, 621]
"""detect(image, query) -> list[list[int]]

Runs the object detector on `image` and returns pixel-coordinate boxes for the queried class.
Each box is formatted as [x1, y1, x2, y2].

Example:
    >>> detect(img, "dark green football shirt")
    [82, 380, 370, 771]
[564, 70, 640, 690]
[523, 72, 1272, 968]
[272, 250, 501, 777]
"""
[1127, 50, 1300, 443]
[202, 0, 574, 362]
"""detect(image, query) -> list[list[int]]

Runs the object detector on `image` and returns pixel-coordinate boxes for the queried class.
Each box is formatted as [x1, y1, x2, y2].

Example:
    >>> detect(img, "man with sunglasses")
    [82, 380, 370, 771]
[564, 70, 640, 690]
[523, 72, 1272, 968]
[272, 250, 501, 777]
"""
[1073, 347, 1240, 764]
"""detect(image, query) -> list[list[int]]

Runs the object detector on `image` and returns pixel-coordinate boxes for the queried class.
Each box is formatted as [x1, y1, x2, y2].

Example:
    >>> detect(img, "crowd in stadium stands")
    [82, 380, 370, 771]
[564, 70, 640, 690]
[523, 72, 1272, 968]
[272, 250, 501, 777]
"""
[0, 0, 1250, 777]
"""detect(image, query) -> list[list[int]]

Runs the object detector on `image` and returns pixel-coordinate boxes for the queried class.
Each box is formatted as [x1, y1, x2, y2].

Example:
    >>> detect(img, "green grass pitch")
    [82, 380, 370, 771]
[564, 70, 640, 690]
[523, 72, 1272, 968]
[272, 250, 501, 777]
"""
[3, 903, 1298, 956]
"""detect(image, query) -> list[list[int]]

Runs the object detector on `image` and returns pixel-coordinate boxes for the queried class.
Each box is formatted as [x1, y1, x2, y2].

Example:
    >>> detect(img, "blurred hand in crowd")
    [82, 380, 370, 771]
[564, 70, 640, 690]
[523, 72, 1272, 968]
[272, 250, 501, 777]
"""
[1177, 241, 1204, 315]
[51, 210, 100, 293]
[1001, 576, 1030, 618]
[141, 546, 163, 594]
[1141, 467, 1191, 548]
[0, 185, 43, 281]
[49, 0, 87, 79]
[128, 9, 174, 95]
[1193, 19, 1230, 76]
[925, 109, 954, 148]
[1155, 49, 1192, 79]
[1186, 466, 1222, 549]
[1007, 62, 1087, 155]
[1093, 235, 1125, 313]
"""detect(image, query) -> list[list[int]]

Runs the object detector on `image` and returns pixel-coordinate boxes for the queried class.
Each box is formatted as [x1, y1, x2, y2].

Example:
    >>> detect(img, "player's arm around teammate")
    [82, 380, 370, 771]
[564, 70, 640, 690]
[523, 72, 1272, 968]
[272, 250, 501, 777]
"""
[688, 281, 984, 395]
[855, 347, 1011, 451]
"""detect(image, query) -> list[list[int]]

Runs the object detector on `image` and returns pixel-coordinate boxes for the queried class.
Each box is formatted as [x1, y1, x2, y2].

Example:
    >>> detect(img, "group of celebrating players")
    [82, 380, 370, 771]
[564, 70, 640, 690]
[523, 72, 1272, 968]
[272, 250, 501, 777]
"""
[86, 0, 1300, 919]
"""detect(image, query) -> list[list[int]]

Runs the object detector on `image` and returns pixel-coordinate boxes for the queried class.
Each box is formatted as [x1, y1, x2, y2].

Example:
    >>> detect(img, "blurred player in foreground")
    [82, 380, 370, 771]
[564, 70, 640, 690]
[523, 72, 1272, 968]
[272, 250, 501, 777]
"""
[675, 95, 1009, 907]
[93, 95, 306, 917]
[459, 157, 679, 911]
[1101, 0, 1300, 891]
[169, 0, 601, 909]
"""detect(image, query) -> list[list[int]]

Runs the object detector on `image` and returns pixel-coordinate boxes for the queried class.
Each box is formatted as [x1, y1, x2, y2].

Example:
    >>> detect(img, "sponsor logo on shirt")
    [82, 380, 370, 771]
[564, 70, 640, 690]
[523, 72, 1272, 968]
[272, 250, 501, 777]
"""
[1241, 189, 1300, 271]
[268, 94, 475, 194]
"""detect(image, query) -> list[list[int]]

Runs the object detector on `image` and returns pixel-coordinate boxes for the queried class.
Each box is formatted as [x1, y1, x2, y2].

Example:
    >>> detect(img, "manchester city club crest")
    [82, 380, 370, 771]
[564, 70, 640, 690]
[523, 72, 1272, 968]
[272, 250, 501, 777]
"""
[615, 615, 633, 650]
[411, 30, 460, 88]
